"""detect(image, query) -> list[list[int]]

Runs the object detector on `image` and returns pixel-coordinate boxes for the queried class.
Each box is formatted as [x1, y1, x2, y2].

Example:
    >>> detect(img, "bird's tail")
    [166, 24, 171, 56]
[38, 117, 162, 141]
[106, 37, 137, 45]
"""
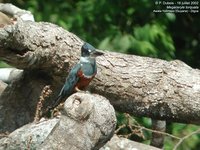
[48, 95, 63, 111]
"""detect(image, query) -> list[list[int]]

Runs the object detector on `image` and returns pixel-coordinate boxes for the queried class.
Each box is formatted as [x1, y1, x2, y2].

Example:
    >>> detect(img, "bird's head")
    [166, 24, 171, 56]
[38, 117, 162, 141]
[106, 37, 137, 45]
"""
[81, 43, 104, 58]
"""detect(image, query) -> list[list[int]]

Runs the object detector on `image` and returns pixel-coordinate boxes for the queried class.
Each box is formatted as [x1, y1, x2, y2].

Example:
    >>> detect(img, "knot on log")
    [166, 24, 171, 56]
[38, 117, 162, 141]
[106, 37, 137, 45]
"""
[63, 93, 94, 121]
[0, 93, 116, 150]
[41, 93, 117, 150]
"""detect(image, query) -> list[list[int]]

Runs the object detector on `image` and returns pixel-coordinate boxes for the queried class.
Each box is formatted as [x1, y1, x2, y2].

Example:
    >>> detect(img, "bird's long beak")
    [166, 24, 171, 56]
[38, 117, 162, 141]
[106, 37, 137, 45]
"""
[91, 50, 104, 57]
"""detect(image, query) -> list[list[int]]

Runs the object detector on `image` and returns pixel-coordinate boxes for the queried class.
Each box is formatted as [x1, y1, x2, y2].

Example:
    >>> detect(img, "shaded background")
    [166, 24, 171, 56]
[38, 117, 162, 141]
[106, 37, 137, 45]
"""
[1, 0, 200, 149]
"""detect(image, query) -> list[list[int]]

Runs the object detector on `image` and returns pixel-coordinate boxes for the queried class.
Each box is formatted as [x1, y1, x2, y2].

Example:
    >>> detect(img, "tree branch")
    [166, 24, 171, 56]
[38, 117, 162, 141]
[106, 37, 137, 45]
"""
[0, 68, 23, 83]
[0, 3, 34, 21]
[0, 10, 200, 132]
[100, 134, 161, 150]
[0, 93, 116, 150]
[150, 119, 166, 148]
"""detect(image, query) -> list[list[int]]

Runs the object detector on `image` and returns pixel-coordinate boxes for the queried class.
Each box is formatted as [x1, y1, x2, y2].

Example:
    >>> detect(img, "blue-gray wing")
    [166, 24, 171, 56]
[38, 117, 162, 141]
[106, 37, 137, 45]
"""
[59, 63, 81, 97]
[50, 63, 81, 109]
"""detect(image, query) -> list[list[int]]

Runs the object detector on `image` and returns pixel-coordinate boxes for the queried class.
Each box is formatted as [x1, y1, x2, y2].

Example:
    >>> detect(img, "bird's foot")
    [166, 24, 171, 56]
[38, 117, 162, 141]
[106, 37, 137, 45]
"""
[75, 87, 82, 92]
[75, 87, 90, 94]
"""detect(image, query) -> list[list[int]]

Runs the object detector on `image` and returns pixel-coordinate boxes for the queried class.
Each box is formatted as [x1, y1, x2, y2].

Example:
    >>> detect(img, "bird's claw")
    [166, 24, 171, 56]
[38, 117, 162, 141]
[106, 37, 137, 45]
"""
[75, 87, 90, 94]
[75, 87, 82, 92]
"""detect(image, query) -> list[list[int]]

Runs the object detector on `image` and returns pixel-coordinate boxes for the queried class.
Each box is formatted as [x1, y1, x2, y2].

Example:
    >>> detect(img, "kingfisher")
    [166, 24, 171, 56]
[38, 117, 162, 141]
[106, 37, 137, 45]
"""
[50, 42, 103, 109]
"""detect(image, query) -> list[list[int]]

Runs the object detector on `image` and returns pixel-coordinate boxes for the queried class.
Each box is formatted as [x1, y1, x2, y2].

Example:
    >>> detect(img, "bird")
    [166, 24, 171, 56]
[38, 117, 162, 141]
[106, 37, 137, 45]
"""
[49, 42, 104, 110]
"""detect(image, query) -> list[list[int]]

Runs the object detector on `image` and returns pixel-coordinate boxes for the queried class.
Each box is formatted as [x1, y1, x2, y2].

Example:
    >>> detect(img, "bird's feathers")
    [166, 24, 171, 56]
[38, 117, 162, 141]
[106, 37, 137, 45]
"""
[49, 43, 100, 110]
[50, 63, 81, 109]
[59, 63, 81, 97]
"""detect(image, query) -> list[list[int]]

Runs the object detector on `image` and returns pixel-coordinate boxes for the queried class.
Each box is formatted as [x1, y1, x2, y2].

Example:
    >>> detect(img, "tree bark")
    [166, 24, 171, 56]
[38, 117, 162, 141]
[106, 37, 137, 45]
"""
[100, 134, 161, 150]
[150, 119, 166, 148]
[0, 19, 200, 133]
[0, 93, 116, 150]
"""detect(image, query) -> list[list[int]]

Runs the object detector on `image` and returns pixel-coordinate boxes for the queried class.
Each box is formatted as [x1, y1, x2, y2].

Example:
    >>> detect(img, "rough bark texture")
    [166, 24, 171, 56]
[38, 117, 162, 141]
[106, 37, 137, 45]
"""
[0, 93, 116, 150]
[0, 118, 59, 149]
[0, 3, 200, 150]
[100, 135, 161, 150]
[150, 120, 166, 148]
[0, 20, 200, 128]
[0, 19, 200, 133]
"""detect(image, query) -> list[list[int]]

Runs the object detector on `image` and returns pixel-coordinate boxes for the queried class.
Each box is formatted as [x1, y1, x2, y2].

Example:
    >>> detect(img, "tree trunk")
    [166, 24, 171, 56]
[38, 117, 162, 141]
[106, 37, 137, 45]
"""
[1, 3, 200, 150]
[100, 134, 161, 150]
[0, 19, 200, 132]
[0, 93, 116, 150]
[0, 20, 200, 133]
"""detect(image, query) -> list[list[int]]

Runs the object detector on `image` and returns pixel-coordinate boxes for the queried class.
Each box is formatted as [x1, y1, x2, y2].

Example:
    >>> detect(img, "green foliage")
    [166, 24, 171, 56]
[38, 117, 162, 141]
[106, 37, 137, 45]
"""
[5, 0, 176, 60]
[2, 0, 200, 149]
[99, 23, 175, 60]
[116, 113, 152, 142]
[117, 114, 200, 150]
[3, 0, 200, 67]
[165, 123, 200, 150]
[0, 61, 11, 68]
